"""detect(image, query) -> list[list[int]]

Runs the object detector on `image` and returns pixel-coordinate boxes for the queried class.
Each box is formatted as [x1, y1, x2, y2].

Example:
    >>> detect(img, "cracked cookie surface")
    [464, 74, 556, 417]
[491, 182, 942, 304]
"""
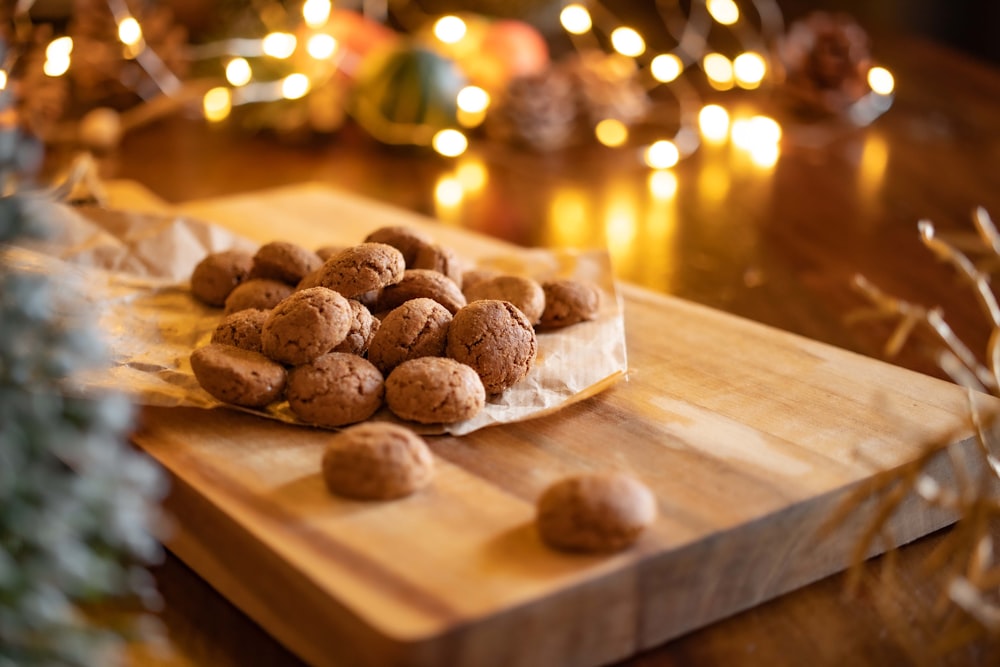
[321, 422, 434, 500]
[211, 308, 268, 352]
[445, 299, 537, 395]
[332, 299, 380, 356]
[385, 357, 485, 424]
[318, 242, 405, 299]
[191, 249, 254, 307]
[250, 241, 323, 285]
[464, 274, 546, 325]
[539, 279, 601, 329]
[190, 343, 286, 408]
[364, 225, 434, 268]
[224, 278, 294, 315]
[261, 287, 352, 366]
[375, 269, 466, 315]
[367, 298, 452, 375]
[286, 352, 384, 427]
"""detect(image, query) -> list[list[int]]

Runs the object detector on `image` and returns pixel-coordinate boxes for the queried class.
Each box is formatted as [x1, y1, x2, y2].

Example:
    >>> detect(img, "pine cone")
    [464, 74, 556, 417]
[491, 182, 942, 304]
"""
[486, 67, 579, 151]
[564, 51, 649, 127]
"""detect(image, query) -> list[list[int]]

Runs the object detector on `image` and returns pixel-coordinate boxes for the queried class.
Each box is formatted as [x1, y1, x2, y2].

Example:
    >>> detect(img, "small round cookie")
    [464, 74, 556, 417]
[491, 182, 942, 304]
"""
[364, 225, 433, 267]
[190, 344, 286, 408]
[536, 473, 657, 553]
[385, 357, 486, 424]
[539, 279, 601, 329]
[191, 249, 254, 307]
[375, 269, 466, 315]
[211, 308, 268, 352]
[224, 278, 294, 315]
[412, 242, 464, 287]
[316, 245, 346, 261]
[321, 422, 434, 500]
[261, 287, 352, 366]
[367, 298, 452, 374]
[250, 241, 323, 285]
[317, 243, 405, 299]
[464, 275, 546, 325]
[287, 352, 385, 427]
[446, 299, 537, 395]
[332, 299, 380, 356]
[461, 267, 499, 291]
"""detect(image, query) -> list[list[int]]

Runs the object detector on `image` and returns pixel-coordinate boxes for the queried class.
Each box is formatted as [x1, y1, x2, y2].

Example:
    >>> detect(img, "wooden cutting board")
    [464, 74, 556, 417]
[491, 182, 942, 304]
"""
[120, 182, 998, 667]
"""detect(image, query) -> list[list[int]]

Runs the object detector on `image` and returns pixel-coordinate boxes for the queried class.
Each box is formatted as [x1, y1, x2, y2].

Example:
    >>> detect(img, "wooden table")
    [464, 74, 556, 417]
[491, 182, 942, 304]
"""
[51, 31, 1000, 667]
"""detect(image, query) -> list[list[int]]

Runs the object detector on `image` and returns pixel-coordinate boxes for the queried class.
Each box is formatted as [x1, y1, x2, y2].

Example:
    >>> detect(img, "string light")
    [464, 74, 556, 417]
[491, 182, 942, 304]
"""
[611, 27, 645, 57]
[698, 104, 730, 142]
[43, 37, 73, 77]
[867, 66, 895, 95]
[651, 54, 683, 83]
[225, 57, 252, 86]
[118, 17, 142, 46]
[0, 70, 7, 90]
[435, 176, 464, 206]
[707, 0, 740, 26]
[281, 72, 310, 99]
[595, 118, 628, 147]
[307, 33, 337, 60]
[456, 86, 490, 113]
[203, 87, 232, 122]
[302, 0, 332, 29]
[644, 140, 680, 169]
[733, 52, 766, 89]
[703, 52, 734, 90]
[648, 170, 678, 199]
[433, 16, 467, 44]
[749, 115, 781, 144]
[262, 32, 297, 59]
[432, 129, 468, 157]
[456, 159, 488, 192]
[560, 4, 593, 35]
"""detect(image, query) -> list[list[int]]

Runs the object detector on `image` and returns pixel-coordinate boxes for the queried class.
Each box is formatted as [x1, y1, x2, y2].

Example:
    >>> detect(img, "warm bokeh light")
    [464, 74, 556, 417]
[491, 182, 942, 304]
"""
[733, 52, 766, 88]
[698, 104, 730, 143]
[262, 32, 297, 59]
[651, 53, 683, 83]
[46, 36, 73, 60]
[118, 17, 142, 46]
[648, 170, 678, 200]
[307, 33, 337, 59]
[707, 0, 740, 26]
[605, 191, 639, 267]
[750, 115, 782, 144]
[457, 86, 490, 113]
[699, 162, 730, 203]
[644, 140, 680, 169]
[203, 87, 232, 122]
[225, 58, 252, 87]
[547, 188, 591, 247]
[730, 118, 754, 150]
[595, 118, 629, 147]
[610, 27, 645, 57]
[703, 53, 734, 90]
[43, 56, 70, 77]
[0, 70, 7, 90]
[281, 73, 311, 99]
[859, 133, 889, 196]
[867, 66, 895, 95]
[432, 129, 468, 157]
[749, 142, 780, 168]
[434, 16, 467, 44]
[560, 4, 593, 35]
[302, 0, 332, 28]
[456, 159, 488, 193]
[435, 176, 464, 207]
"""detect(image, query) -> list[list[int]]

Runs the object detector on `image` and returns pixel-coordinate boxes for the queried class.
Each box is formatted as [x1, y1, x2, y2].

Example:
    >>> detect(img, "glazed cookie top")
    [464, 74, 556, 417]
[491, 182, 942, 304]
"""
[190, 343, 287, 408]
[250, 241, 323, 285]
[367, 298, 452, 375]
[211, 308, 268, 352]
[375, 269, 467, 315]
[261, 287, 352, 366]
[332, 299, 380, 356]
[321, 422, 434, 500]
[446, 299, 537, 395]
[224, 278, 294, 315]
[286, 352, 385, 428]
[364, 225, 433, 267]
[464, 274, 546, 325]
[318, 242, 405, 299]
[385, 357, 486, 424]
[539, 279, 601, 329]
[191, 249, 254, 307]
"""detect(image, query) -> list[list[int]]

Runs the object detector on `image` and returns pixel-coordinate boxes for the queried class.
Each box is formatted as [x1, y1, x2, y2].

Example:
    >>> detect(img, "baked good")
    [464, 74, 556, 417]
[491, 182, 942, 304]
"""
[190, 249, 254, 307]
[366, 298, 452, 374]
[223, 278, 294, 315]
[385, 357, 485, 424]
[461, 267, 499, 291]
[412, 242, 464, 287]
[321, 422, 434, 500]
[250, 241, 323, 285]
[364, 225, 433, 267]
[375, 269, 466, 315]
[190, 343, 286, 408]
[260, 287, 352, 366]
[286, 352, 384, 427]
[539, 279, 601, 329]
[464, 275, 546, 325]
[332, 299, 380, 356]
[536, 473, 657, 553]
[446, 299, 537, 394]
[317, 243, 405, 299]
[211, 308, 268, 352]
[316, 245, 346, 261]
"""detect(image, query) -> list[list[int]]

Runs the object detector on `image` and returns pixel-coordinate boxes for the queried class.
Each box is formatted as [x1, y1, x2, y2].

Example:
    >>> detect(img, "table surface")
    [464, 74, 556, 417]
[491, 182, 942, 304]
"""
[48, 29, 1000, 667]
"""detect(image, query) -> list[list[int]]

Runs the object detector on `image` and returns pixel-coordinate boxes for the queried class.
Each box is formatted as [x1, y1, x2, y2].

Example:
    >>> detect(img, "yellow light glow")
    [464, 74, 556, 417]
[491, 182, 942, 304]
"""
[457, 159, 487, 193]
[263, 32, 297, 59]
[457, 86, 490, 113]
[733, 52, 766, 89]
[610, 27, 645, 58]
[203, 87, 232, 122]
[605, 194, 638, 267]
[0, 70, 7, 90]
[281, 73, 311, 99]
[547, 188, 591, 247]
[648, 170, 678, 200]
[225, 58, 252, 87]
[730, 118, 754, 150]
[434, 16, 467, 44]
[644, 140, 680, 169]
[307, 33, 337, 60]
[867, 66, 895, 95]
[651, 53, 683, 83]
[703, 53, 734, 90]
[43, 56, 70, 77]
[707, 0, 740, 26]
[750, 142, 780, 168]
[560, 4, 592, 35]
[435, 176, 464, 207]
[432, 129, 468, 157]
[698, 104, 730, 142]
[302, 0, 332, 28]
[595, 118, 629, 147]
[46, 36, 73, 60]
[750, 115, 782, 144]
[117, 17, 142, 46]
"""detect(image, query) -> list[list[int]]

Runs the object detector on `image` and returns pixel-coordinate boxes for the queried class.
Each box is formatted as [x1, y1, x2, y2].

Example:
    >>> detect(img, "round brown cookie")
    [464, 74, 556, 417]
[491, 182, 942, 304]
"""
[446, 299, 537, 395]
[385, 357, 486, 424]
[261, 287, 352, 366]
[318, 243, 405, 299]
[364, 225, 433, 267]
[250, 241, 323, 285]
[375, 269, 466, 315]
[190, 249, 254, 307]
[411, 242, 464, 287]
[333, 299, 380, 356]
[224, 278, 294, 315]
[287, 352, 384, 427]
[296, 266, 323, 291]
[367, 298, 452, 375]
[190, 344, 286, 408]
[211, 308, 268, 352]
[461, 267, 499, 291]
[464, 275, 546, 325]
[536, 473, 657, 553]
[321, 422, 434, 500]
[316, 245, 346, 261]
[539, 279, 601, 329]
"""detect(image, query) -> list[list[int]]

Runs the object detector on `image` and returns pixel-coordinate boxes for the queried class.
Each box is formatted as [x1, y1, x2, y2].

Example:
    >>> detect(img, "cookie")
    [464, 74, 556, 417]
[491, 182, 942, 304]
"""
[317, 243, 405, 299]
[286, 352, 384, 427]
[536, 473, 657, 553]
[446, 299, 537, 395]
[190, 343, 286, 408]
[412, 242, 464, 287]
[190, 249, 254, 307]
[250, 241, 323, 285]
[375, 269, 466, 315]
[316, 245, 346, 261]
[385, 357, 485, 424]
[224, 278, 294, 315]
[211, 308, 268, 352]
[364, 225, 433, 267]
[332, 299, 380, 356]
[539, 279, 601, 329]
[461, 267, 499, 291]
[464, 275, 546, 325]
[321, 422, 434, 500]
[261, 287, 352, 366]
[367, 298, 452, 374]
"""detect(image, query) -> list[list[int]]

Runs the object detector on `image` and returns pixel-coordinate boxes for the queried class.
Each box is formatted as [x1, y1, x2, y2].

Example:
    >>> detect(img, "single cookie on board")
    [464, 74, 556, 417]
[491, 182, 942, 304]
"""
[364, 225, 433, 267]
[321, 422, 434, 500]
[385, 357, 486, 424]
[412, 242, 464, 287]
[446, 299, 537, 395]
[224, 278, 294, 315]
[287, 352, 384, 427]
[190, 344, 286, 408]
[375, 269, 466, 315]
[536, 473, 657, 553]
[261, 287, 352, 366]
[191, 249, 254, 307]
[332, 299, 381, 356]
[318, 243, 405, 299]
[250, 241, 323, 285]
[367, 298, 452, 374]
[211, 308, 268, 352]
[539, 279, 601, 329]
[464, 275, 546, 325]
